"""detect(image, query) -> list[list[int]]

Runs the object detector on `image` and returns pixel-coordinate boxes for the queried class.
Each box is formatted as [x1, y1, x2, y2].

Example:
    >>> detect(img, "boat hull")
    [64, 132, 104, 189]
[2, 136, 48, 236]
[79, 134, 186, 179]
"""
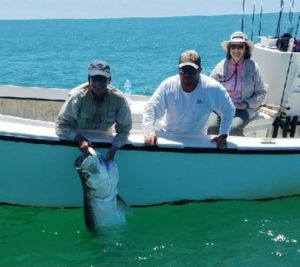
[1, 136, 300, 207]
[0, 84, 300, 207]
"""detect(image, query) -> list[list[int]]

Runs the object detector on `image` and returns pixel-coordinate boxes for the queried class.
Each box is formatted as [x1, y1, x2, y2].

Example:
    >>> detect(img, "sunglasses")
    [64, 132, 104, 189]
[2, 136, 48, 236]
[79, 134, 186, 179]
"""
[179, 66, 198, 75]
[230, 44, 245, 50]
[90, 75, 108, 82]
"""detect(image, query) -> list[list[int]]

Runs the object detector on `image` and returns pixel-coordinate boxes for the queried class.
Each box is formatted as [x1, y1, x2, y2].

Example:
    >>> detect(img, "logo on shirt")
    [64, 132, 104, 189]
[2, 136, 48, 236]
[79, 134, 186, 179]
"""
[196, 99, 203, 104]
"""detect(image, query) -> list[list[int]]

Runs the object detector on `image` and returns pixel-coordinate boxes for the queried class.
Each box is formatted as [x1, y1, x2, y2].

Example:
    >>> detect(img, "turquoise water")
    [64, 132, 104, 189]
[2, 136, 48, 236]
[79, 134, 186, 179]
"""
[1, 13, 300, 266]
[1, 198, 300, 266]
[0, 13, 298, 92]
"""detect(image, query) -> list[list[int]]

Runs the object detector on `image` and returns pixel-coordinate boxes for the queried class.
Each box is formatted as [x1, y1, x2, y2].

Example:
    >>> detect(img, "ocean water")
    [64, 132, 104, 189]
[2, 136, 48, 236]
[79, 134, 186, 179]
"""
[1, 13, 300, 266]
[1, 13, 299, 93]
[1, 198, 300, 267]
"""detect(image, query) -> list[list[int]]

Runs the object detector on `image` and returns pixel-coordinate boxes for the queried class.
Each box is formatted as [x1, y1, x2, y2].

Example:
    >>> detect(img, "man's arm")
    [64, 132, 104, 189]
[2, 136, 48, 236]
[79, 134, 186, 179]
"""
[107, 99, 132, 160]
[215, 88, 235, 137]
[55, 96, 80, 141]
[211, 85, 235, 150]
[143, 85, 166, 145]
[113, 100, 132, 147]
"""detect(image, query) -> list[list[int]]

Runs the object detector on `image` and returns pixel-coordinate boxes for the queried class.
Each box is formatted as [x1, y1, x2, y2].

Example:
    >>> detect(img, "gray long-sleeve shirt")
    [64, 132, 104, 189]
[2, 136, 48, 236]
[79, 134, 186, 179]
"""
[55, 86, 132, 148]
[210, 59, 267, 118]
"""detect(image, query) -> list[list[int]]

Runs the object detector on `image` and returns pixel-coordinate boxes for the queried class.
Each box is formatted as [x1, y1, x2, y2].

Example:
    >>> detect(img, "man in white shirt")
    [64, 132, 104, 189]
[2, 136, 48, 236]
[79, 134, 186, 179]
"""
[143, 50, 235, 149]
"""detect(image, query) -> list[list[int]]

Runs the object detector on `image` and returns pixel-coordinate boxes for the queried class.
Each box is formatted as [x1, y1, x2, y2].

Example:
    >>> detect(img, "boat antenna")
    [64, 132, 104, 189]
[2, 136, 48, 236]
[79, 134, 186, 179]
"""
[279, 14, 300, 108]
[241, 0, 245, 32]
[275, 0, 284, 37]
[251, 0, 256, 40]
[258, 0, 264, 36]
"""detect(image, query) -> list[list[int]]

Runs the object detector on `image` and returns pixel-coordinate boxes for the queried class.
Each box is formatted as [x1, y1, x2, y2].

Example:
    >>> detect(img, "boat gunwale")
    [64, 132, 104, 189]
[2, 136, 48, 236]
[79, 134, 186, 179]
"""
[0, 96, 65, 102]
[1, 134, 300, 155]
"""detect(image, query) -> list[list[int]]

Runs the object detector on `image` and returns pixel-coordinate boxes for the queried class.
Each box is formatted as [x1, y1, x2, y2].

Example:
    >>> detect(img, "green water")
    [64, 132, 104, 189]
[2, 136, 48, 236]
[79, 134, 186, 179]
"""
[1, 197, 300, 267]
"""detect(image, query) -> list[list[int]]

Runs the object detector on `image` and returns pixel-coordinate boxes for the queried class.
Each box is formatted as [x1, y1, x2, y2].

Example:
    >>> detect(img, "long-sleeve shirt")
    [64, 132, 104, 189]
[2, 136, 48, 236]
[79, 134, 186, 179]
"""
[210, 59, 267, 118]
[55, 86, 132, 148]
[143, 74, 235, 136]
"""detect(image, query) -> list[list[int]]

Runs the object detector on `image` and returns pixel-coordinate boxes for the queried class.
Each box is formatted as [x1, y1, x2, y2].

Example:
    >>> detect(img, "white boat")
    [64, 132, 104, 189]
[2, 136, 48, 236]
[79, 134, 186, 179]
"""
[1, 43, 300, 208]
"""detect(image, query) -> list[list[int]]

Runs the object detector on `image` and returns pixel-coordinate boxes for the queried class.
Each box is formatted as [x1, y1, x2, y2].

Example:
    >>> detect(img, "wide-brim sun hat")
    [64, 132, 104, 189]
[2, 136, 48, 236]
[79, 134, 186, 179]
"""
[221, 31, 255, 51]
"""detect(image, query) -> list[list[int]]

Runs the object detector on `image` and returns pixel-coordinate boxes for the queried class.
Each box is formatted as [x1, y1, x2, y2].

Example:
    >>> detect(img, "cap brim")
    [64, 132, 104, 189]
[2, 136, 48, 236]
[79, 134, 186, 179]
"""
[88, 70, 111, 78]
[178, 62, 199, 69]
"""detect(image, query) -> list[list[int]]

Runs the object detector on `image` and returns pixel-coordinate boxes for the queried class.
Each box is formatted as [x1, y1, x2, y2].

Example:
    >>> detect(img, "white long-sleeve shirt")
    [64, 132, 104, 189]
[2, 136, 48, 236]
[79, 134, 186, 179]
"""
[143, 74, 235, 136]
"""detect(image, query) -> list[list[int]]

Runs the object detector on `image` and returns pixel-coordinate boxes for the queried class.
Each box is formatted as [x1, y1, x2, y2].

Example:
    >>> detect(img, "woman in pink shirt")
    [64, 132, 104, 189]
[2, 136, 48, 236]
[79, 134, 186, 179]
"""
[208, 31, 267, 136]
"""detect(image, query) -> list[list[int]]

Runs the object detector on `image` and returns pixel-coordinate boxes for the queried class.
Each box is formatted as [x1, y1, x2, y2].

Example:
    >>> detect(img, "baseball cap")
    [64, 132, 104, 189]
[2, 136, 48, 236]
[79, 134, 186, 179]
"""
[178, 50, 201, 69]
[88, 60, 111, 79]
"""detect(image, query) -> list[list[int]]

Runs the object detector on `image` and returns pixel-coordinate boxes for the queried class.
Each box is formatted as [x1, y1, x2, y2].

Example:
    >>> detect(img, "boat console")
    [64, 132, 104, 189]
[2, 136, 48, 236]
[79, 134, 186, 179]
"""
[251, 44, 300, 138]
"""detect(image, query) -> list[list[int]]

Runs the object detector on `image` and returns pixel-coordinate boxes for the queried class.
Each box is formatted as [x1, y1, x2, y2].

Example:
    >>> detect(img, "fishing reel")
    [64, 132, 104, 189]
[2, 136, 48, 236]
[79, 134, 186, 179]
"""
[272, 107, 299, 138]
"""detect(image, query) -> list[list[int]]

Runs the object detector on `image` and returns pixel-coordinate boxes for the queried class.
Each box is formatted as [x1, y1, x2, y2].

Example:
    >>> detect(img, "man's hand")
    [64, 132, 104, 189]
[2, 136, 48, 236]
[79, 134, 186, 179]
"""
[211, 135, 227, 150]
[75, 134, 92, 156]
[106, 146, 118, 161]
[144, 135, 158, 146]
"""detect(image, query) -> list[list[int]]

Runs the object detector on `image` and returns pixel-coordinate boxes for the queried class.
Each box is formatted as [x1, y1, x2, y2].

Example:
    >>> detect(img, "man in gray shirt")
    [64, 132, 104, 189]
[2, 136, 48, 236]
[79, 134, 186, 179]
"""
[55, 60, 132, 161]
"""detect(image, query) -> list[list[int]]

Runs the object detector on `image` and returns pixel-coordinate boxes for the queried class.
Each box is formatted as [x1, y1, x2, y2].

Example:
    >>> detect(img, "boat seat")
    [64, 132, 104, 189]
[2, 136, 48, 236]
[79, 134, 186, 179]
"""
[244, 105, 279, 137]
[132, 113, 143, 130]
[258, 105, 280, 117]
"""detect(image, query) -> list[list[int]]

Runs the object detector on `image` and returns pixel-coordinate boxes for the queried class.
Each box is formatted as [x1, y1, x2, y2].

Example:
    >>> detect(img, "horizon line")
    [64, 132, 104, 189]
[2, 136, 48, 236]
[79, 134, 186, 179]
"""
[0, 11, 294, 21]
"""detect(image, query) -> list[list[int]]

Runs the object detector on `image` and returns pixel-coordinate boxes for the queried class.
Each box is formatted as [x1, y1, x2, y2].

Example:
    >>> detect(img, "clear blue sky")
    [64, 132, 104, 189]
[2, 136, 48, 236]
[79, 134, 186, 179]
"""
[0, 0, 299, 19]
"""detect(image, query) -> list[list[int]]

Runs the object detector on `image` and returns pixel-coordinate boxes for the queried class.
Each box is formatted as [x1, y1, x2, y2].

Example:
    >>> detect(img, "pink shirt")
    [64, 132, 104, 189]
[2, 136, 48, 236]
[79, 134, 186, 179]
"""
[224, 61, 244, 104]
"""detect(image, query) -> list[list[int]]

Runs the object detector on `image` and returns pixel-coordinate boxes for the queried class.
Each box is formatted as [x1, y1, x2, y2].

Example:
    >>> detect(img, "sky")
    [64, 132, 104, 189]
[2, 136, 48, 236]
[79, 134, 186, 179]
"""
[0, 0, 299, 19]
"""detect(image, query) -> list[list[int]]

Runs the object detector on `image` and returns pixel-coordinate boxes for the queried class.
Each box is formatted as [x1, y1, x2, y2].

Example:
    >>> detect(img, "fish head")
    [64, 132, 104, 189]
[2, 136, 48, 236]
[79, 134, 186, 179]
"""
[77, 152, 118, 199]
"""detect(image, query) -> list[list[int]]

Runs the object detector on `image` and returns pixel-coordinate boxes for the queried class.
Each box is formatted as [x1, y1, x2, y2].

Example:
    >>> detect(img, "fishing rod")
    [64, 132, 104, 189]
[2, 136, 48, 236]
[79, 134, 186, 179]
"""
[258, 0, 264, 37]
[251, 0, 256, 40]
[289, 0, 295, 24]
[275, 0, 284, 37]
[280, 14, 300, 107]
[274, 14, 300, 137]
[241, 0, 245, 32]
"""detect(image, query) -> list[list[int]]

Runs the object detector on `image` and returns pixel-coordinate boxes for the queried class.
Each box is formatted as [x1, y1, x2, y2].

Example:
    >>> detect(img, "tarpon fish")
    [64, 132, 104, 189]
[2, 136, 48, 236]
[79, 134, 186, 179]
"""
[75, 148, 130, 233]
